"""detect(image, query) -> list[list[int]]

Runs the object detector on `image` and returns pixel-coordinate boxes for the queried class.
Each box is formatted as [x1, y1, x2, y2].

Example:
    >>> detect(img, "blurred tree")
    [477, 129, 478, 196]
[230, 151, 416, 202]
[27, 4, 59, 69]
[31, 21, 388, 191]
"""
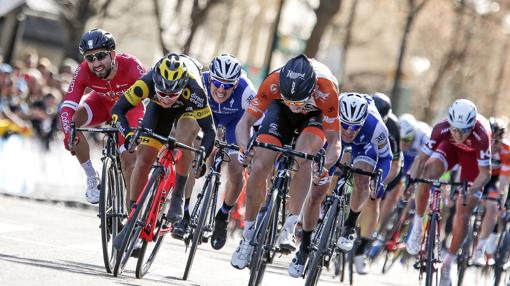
[304, 0, 343, 57]
[182, 0, 223, 54]
[263, 0, 285, 76]
[390, 0, 430, 114]
[56, 0, 113, 62]
[213, 0, 234, 56]
[339, 0, 361, 89]
[152, 0, 169, 55]
[490, 36, 509, 115]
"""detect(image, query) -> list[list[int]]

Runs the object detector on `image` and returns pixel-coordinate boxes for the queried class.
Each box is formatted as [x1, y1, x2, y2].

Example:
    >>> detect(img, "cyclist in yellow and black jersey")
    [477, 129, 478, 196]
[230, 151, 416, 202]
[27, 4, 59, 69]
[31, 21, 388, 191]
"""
[112, 53, 216, 232]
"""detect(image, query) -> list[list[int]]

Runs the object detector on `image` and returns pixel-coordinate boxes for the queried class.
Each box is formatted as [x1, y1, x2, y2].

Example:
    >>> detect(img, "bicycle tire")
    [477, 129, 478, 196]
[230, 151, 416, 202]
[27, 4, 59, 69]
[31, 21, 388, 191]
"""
[425, 213, 438, 286]
[113, 167, 162, 276]
[494, 230, 510, 286]
[457, 219, 474, 286]
[248, 190, 278, 286]
[135, 183, 172, 278]
[305, 199, 339, 286]
[183, 179, 214, 280]
[99, 157, 119, 273]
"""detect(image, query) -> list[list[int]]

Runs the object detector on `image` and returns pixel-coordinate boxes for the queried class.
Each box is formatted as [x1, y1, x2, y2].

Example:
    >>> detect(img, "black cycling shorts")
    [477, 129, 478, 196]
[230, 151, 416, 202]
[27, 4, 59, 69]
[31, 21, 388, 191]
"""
[257, 100, 323, 146]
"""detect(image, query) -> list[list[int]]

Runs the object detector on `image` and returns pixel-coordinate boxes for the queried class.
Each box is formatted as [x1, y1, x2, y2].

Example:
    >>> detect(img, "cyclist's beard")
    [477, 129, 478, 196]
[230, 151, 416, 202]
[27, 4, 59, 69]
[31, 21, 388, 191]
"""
[93, 64, 112, 79]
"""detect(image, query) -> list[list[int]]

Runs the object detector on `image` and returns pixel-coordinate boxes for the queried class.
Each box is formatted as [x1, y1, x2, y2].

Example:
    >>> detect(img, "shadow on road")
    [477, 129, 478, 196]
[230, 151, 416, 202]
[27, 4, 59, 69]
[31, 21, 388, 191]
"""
[0, 253, 199, 285]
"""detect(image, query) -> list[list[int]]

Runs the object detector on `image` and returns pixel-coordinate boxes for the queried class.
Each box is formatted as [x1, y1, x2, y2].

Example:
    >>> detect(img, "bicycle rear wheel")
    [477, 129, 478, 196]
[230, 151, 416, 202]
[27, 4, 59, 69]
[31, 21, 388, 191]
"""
[305, 199, 339, 286]
[425, 213, 438, 286]
[113, 167, 162, 276]
[183, 178, 214, 280]
[99, 157, 120, 273]
[457, 219, 474, 286]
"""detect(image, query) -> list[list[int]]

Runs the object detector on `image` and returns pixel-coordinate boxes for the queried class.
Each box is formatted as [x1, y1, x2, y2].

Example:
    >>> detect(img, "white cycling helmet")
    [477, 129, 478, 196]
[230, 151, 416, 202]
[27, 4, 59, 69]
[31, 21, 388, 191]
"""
[209, 53, 242, 82]
[339, 92, 369, 125]
[399, 113, 417, 139]
[447, 99, 477, 129]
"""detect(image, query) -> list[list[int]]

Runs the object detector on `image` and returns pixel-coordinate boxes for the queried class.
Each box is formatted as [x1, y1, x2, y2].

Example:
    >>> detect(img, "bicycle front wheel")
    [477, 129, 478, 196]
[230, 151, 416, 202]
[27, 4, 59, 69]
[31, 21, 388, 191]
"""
[457, 218, 474, 286]
[113, 167, 163, 277]
[99, 157, 122, 273]
[425, 213, 438, 286]
[248, 190, 278, 286]
[306, 199, 339, 286]
[494, 230, 510, 286]
[183, 177, 214, 280]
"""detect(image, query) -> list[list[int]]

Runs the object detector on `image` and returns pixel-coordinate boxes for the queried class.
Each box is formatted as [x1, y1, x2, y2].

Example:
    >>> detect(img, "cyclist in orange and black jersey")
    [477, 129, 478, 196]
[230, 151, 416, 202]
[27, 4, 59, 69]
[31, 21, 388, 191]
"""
[111, 53, 216, 231]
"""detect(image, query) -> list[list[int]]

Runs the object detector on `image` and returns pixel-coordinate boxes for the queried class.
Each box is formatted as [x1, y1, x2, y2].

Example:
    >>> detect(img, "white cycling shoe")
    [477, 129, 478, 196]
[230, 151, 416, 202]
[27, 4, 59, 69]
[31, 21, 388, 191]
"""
[85, 174, 100, 204]
[405, 226, 422, 255]
[231, 238, 253, 269]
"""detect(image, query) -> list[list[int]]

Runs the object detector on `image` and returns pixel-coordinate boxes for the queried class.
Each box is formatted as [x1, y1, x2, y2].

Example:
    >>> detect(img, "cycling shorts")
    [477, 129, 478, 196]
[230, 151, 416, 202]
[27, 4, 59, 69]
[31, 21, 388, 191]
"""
[257, 100, 324, 146]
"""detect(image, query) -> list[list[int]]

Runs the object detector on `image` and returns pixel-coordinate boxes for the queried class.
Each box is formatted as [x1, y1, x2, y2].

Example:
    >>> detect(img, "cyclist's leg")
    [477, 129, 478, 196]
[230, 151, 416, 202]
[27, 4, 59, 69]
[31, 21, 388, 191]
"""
[474, 177, 499, 264]
[377, 169, 404, 235]
[167, 116, 200, 225]
[118, 103, 145, 200]
[129, 102, 172, 204]
[76, 92, 112, 203]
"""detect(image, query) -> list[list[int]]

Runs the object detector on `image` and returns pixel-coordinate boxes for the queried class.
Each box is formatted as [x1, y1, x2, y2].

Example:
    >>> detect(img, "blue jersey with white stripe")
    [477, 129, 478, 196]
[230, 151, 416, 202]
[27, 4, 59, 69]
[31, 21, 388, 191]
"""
[203, 71, 257, 144]
[340, 94, 393, 188]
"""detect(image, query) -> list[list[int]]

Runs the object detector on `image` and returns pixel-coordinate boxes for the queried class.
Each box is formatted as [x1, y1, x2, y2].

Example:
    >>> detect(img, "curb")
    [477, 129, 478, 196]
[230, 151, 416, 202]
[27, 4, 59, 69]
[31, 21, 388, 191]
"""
[0, 192, 98, 211]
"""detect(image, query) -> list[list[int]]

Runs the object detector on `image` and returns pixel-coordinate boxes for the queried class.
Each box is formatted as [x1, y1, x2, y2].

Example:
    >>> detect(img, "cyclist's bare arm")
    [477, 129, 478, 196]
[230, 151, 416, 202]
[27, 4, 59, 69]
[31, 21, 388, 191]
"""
[235, 112, 260, 150]
[468, 165, 491, 195]
[324, 129, 340, 169]
[385, 157, 402, 185]
[409, 151, 430, 179]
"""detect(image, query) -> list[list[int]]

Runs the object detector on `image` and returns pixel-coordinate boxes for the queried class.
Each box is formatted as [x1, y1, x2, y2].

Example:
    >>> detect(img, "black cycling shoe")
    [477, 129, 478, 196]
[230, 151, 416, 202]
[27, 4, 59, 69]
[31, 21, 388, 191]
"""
[131, 245, 141, 258]
[211, 218, 228, 250]
[171, 216, 190, 240]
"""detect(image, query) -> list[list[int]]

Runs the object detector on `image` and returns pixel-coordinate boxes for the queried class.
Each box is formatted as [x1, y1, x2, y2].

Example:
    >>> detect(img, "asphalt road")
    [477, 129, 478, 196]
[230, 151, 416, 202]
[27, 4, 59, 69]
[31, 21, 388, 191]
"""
[0, 195, 503, 286]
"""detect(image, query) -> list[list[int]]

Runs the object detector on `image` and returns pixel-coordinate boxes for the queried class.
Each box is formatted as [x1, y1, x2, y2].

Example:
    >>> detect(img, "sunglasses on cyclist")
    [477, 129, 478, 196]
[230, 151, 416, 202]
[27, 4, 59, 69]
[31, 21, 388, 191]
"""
[449, 126, 472, 134]
[402, 136, 414, 143]
[211, 77, 237, 90]
[282, 97, 309, 107]
[155, 88, 182, 99]
[341, 122, 363, 131]
[84, 51, 110, 63]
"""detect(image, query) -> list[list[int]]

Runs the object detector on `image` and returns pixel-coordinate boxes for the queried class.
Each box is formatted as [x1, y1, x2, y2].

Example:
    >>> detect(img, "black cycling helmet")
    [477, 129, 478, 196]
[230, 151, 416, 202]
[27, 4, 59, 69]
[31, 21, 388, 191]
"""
[279, 54, 316, 102]
[490, 117, 506, 137]
[152, 53, 189, 93]
[372, 92, 392, 119]
[79, 29, 116, 54]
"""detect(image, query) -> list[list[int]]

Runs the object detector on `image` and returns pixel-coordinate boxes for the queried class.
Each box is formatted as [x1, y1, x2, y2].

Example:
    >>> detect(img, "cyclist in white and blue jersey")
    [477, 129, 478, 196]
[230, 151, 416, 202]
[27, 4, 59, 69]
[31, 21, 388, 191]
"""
[399, 113, 431, 176]
[335, 92, 393, 253]
[172, 54, 258, 251]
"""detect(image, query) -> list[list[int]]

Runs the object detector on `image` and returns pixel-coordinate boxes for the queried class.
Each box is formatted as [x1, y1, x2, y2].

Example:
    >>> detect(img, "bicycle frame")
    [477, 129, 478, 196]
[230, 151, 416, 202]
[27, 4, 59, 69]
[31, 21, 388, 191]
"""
[138, 149, 176, 242]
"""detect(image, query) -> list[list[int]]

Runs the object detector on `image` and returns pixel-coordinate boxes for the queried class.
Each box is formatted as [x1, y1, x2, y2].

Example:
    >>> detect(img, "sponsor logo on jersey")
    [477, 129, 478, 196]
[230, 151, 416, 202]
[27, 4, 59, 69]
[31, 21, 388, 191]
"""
[270, 84, 279, 95]
[190, 93, 205, 107]
[315, 89, 329, 102]
[68, 66, 81, 93]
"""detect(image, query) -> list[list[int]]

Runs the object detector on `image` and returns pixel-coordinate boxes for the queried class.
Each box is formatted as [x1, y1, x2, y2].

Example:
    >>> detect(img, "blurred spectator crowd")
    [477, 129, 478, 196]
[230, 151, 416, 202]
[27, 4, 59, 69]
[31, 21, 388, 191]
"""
[0, 52, 78, 151]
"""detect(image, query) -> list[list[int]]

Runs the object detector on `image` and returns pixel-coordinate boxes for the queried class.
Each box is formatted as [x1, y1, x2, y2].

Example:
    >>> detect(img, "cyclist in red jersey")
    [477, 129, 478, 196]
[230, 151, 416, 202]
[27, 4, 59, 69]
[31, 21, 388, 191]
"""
[472, 117, 510, 265]
[405, 99, 491, 286]
[58, 29, 145, 204]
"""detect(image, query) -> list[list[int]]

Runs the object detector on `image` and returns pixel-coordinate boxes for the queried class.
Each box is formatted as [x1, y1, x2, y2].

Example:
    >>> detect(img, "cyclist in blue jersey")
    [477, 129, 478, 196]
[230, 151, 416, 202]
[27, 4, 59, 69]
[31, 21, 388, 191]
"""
[335, 92, 393, 254]
[399, 113, 431, 176]
[172, 54, 258, 251]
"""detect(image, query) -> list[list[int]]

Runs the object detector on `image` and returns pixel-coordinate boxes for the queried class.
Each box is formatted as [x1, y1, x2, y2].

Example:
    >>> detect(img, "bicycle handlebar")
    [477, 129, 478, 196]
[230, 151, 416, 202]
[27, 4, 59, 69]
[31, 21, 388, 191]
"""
[409, 177, 469, 206]
[334, 162, 382, 193]
[130, 125, 202, 154]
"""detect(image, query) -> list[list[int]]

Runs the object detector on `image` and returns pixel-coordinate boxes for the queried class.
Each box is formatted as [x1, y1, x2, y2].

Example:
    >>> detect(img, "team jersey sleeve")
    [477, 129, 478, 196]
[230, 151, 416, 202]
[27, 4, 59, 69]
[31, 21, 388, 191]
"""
[315, 78, 340, 131]
[499, 142, 510, 176]
[477, 130, 491, 167]
[59, 63, 89, 135]
[371, 121, 393, 182]
[126, 54, 147, 82]
[240, 75, 257, 110]
[180, 79, 216, 157]
[421, 124, 443, 156]
[111, 72, 153, 137]
[246, 72, 280, 119]
[123, 72, 153, 106]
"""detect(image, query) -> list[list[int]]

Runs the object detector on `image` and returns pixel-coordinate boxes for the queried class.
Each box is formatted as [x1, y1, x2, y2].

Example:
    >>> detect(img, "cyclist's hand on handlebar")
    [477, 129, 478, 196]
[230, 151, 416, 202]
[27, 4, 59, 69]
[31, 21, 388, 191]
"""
[238, 146, 255, 167]
[64, 132, 79, 153]
[123, 132, 139, 153]
[312, 163, 331, 186]
[192, 147, 206, 179]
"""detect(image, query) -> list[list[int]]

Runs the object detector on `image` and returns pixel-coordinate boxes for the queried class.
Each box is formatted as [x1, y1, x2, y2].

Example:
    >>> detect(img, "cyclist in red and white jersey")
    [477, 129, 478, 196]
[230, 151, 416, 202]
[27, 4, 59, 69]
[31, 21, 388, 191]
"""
[59, 29, 145, 204]
[405, 99, 491, 286]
